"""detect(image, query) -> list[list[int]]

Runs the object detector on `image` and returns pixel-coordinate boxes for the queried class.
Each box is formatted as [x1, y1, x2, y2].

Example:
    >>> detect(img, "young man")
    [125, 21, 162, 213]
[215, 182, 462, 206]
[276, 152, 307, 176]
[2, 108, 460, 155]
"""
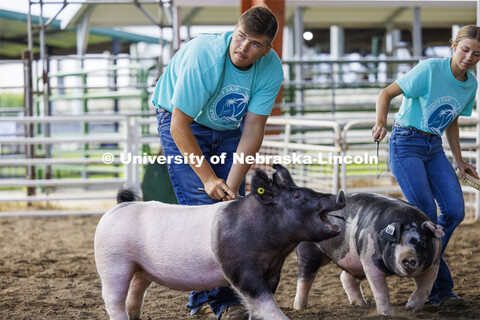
[151, 5, 283, 319]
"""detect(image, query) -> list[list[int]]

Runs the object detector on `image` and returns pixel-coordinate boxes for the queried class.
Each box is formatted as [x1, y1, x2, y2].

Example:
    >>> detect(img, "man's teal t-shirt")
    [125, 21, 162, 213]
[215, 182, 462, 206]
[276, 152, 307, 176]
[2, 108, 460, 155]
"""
[151, 31, 284, 131]
[395, 57, 477, 136]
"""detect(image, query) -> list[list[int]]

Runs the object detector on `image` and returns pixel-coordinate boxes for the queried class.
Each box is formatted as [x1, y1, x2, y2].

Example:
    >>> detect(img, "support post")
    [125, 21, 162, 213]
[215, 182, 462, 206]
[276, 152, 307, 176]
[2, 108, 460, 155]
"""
[412, 7, 422, 57]
[22, 50, 36, 202]
[294, 7, 304, 115]
[330, 25, 344, 114]
[39, 2, 52, 184]
[112, 38, 120, 132]
[385, 29, 401, 56]
[171, 5, 181, 53]
[76, 7, 93, 180]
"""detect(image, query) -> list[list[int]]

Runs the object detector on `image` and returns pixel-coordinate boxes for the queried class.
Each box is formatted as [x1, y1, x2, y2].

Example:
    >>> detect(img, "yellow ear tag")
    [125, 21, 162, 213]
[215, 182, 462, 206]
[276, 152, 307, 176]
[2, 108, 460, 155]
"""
[257, 187, 265, 194]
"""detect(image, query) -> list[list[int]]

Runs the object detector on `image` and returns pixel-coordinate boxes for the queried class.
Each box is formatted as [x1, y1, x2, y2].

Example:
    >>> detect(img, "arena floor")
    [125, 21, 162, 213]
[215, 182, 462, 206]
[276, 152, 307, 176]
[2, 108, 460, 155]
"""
[0, 214, 479, 320]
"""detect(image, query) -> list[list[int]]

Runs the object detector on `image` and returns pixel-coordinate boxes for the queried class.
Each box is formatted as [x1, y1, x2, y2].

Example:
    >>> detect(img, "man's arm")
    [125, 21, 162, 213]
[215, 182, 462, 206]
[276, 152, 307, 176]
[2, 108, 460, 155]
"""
[170, 106, 236, 199]
[226, 111, 268, 195]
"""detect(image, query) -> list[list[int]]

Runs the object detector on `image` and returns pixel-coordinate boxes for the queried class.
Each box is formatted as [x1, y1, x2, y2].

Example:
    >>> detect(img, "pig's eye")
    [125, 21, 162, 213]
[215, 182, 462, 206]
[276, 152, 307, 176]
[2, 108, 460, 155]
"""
[409, 238, 418, 245]
[293, 191, 303, 199]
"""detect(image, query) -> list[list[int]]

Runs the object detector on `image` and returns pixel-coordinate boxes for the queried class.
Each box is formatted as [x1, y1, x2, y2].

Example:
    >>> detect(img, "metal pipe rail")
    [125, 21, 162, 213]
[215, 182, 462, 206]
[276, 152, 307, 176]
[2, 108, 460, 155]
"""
[0, 158, 123, 166]
[0, 115, 128, 123]
[50, 84, 151, 90]
[3, 136, 124, 145]
[0, 116, 136, 203]
[1, 115, 478, 220]
[0, 178, 124, 188]
[48, 54, 161, 61]
[282, 57, 426, 65]
[47, 64, 149, 78]
[29, 0, 164, 5]
[0, 194, 115, 203]
[261, 140, 338, 153]
[0, 86, 25, 89]
[0, 210, 105, 218]
[265, 116, 342, 193]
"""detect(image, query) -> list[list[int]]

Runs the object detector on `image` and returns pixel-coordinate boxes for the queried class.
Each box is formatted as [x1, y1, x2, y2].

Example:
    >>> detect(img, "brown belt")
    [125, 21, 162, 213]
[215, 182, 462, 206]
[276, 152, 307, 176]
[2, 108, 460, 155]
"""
[393, 122, 434, 136]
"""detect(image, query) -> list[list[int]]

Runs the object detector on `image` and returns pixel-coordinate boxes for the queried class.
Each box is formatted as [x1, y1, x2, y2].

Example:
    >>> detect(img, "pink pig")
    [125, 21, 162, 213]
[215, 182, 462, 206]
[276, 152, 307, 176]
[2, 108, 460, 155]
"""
[94, 165, 345, 320]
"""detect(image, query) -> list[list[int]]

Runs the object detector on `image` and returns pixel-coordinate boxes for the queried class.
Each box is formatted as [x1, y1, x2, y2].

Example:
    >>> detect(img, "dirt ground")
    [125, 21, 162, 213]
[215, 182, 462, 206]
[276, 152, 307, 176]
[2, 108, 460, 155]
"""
[0, 213, 479, 320]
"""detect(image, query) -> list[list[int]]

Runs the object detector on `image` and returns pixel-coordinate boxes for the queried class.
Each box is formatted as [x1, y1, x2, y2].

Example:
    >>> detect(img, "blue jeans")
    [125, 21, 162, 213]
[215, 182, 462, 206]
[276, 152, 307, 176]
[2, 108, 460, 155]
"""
[157, 108, 245, 318]
[388, 126, 465, 303]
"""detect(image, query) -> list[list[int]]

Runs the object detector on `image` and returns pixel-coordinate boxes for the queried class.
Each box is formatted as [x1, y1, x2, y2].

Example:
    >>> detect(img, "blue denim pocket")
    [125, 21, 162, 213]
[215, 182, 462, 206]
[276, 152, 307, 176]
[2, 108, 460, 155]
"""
[157, 110, 172, 132]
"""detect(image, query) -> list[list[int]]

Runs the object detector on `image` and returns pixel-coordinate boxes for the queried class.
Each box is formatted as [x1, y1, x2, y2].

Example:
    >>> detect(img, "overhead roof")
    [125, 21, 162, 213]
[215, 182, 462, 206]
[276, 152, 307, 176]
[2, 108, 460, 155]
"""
[61, 0, 477, 29]
[2, 1, 477, 60]
[0, 9, 161, 59]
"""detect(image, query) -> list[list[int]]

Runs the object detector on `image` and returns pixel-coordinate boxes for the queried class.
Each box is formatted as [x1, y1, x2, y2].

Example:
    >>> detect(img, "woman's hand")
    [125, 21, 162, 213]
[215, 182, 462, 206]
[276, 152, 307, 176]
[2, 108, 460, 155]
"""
[372, 124, 388, 142]
[445, 117, 478, 179]
[372, 82, 403, 142]
[456, 160, 479, 179]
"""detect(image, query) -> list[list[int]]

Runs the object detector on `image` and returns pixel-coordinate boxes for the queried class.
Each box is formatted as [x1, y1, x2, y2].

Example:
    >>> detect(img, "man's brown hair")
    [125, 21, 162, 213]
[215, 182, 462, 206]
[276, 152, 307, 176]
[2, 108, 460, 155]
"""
[238, 5, 278, 44]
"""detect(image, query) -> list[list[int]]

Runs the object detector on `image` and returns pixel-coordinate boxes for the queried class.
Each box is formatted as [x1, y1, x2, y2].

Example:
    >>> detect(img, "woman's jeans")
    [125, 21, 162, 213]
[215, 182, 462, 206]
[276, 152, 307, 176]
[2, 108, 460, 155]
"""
[389, 126, 465, 303]
[157, 108, 245, 318]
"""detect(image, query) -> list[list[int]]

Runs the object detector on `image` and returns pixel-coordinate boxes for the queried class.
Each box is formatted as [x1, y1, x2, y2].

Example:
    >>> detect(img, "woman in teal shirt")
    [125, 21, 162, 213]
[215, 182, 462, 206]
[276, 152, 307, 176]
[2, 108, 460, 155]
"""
[372, 25, 480, 307]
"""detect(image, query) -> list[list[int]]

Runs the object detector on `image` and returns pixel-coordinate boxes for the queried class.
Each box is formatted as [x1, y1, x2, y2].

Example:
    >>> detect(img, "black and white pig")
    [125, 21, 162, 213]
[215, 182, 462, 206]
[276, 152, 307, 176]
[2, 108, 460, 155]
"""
[94, 164, 346, 320]
[294, 193, 444, 316]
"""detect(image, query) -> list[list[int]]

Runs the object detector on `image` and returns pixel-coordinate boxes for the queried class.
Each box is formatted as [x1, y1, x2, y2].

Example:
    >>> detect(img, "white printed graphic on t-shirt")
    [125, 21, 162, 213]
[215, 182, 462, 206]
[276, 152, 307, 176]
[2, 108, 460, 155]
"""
[208, 85, 250, 127]
[422, 96, 461, 135]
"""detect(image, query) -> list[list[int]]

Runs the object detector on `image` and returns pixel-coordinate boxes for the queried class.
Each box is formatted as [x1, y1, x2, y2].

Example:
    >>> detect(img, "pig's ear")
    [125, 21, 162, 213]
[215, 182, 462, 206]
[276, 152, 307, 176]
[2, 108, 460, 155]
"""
[380, 222, 402, 243]
[272, 164, 295, 188]
[251, 168, 275, 205]
[421, 221, 445, 238]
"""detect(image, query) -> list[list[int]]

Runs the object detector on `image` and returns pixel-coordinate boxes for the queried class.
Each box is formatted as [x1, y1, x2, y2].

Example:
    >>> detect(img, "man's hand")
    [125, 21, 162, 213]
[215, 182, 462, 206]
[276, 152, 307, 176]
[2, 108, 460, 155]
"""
[171, 107, 235, 201]
[203, 177, 236, 200]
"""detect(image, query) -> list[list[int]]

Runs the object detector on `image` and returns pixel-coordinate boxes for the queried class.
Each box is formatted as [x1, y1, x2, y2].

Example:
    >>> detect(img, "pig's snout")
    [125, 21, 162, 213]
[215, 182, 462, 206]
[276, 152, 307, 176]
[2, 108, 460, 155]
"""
[336, 191, 346, 207]
[402, 257, 418, 272]
[397, 252, 420, 276]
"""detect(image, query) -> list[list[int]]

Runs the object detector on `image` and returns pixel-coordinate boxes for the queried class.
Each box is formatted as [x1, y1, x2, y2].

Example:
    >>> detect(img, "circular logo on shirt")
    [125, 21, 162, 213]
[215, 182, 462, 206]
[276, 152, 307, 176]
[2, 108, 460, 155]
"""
[208, 85, 250, 127]
[422, 96, 460, 135]
[427, 104, 457, 135]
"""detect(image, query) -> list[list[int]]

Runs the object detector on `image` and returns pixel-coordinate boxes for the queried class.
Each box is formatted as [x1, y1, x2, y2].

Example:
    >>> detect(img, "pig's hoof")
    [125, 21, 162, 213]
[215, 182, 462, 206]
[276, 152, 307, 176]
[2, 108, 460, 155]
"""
[405, 303, 421, 312]
[405, 298, 424, 312]
[293, 302, 307, 310]
[293, 297, 308, 310]
[349, 298, 367, 307]
[378, 308, 394, 317]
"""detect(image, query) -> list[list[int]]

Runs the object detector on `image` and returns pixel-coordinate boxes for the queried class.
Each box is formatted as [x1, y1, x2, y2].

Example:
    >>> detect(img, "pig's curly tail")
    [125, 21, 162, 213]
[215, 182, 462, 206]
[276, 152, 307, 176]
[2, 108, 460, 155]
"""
[117, 187, 140, 203]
